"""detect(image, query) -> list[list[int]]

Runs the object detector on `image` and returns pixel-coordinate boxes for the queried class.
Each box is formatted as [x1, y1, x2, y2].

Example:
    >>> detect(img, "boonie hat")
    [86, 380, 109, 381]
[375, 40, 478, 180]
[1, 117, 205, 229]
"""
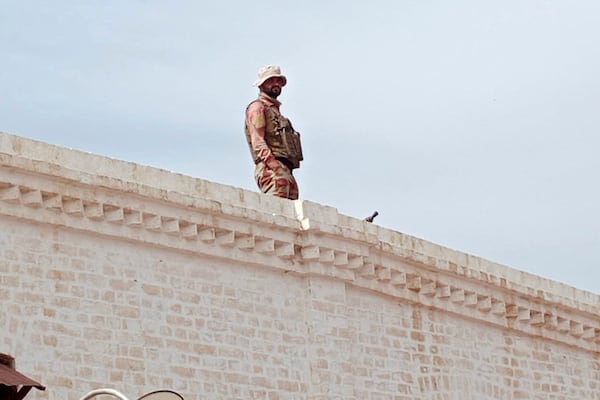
[254, 65, 287, 87]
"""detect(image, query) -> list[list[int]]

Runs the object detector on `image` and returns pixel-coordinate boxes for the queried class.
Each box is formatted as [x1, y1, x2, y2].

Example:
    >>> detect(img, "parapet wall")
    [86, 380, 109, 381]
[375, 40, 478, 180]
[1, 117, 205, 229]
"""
[1, 131, 599, 400]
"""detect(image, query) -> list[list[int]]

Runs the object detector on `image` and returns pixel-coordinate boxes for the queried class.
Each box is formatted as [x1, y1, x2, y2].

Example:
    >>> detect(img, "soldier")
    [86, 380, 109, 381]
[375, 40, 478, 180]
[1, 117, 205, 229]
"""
[245, 65, 303, 200]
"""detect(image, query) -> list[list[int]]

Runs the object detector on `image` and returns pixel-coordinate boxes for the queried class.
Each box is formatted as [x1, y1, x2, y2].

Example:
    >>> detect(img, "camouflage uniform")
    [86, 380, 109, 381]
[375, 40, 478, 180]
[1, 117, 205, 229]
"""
[245, 93, 302, 200]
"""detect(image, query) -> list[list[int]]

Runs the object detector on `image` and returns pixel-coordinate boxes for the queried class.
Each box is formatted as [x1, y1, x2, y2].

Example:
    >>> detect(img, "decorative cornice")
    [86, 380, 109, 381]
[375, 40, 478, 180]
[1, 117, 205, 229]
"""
[1, 132, 599, 353]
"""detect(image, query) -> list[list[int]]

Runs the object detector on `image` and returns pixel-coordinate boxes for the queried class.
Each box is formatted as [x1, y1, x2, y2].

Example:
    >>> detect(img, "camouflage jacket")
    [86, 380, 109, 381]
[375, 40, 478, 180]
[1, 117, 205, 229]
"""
[245, 93, 303, 170]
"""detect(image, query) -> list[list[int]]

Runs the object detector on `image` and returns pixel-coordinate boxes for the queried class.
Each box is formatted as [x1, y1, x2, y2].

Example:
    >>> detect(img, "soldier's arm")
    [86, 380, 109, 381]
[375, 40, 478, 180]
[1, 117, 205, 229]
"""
[246, 102, 280, 170]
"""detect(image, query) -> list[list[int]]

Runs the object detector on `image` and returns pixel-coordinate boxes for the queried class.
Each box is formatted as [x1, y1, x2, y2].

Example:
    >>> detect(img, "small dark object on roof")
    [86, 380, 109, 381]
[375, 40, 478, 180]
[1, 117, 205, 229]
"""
[365, 211, 379, 223]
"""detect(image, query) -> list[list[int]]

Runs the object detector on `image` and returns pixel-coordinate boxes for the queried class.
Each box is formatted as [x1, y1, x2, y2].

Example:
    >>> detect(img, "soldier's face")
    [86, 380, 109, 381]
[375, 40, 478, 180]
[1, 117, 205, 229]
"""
[261, 77, 285, 98]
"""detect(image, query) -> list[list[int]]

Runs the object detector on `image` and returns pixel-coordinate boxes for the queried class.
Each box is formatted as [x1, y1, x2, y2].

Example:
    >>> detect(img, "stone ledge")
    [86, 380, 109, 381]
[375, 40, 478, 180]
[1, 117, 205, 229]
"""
[1, 131, 599, 353]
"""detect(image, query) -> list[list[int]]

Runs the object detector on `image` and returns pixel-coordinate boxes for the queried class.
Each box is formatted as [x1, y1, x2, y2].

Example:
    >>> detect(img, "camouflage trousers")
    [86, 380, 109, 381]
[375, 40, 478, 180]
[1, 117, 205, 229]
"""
[254, 161, 299, 200]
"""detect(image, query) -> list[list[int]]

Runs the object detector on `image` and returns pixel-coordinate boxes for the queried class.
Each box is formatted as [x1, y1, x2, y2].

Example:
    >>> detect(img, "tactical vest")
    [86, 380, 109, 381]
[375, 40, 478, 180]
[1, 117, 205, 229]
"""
[245, 99, 303, 169]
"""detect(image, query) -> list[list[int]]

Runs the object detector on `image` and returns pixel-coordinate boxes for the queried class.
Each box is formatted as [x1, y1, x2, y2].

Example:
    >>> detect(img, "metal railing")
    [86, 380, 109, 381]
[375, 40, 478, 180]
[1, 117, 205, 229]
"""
[78, 388, 183, 400]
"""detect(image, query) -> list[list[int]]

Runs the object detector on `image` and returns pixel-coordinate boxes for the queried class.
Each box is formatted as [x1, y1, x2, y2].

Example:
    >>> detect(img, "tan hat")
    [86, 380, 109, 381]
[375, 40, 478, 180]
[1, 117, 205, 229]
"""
[254, 65, 287, 87]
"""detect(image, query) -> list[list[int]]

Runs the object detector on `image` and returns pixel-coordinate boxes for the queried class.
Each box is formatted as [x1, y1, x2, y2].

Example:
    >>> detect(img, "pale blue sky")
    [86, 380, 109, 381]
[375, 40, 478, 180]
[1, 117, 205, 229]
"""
[1, 1, 599, 294]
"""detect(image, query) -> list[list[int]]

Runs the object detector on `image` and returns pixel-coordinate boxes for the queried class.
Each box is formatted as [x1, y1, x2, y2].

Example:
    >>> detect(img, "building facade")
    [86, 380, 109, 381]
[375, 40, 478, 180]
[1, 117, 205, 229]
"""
[1, 132, 599, 400]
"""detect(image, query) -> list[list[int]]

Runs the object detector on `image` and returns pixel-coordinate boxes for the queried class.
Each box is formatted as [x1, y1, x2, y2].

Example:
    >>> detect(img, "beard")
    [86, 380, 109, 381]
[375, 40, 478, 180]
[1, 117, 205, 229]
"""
[264, 86, 281, 98]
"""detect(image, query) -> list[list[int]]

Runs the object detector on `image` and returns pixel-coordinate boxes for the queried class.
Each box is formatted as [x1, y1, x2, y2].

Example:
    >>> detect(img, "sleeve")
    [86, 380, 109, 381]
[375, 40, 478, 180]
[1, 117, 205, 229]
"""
[245, 102, 280, 170]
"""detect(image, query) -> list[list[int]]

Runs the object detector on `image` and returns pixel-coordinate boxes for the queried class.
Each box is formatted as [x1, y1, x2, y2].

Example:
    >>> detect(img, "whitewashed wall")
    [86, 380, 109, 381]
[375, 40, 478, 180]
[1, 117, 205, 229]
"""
[1, 132, 598, 400]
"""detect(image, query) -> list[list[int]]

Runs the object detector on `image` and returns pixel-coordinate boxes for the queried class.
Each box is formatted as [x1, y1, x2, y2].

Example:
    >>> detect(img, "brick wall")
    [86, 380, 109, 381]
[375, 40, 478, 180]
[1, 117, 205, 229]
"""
[1, 132, 599, 399]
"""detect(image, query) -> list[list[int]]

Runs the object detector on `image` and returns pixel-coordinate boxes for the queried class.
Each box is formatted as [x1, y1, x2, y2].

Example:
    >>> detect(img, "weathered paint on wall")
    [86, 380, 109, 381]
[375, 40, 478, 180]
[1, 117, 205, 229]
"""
[1, 132, 599, 400]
